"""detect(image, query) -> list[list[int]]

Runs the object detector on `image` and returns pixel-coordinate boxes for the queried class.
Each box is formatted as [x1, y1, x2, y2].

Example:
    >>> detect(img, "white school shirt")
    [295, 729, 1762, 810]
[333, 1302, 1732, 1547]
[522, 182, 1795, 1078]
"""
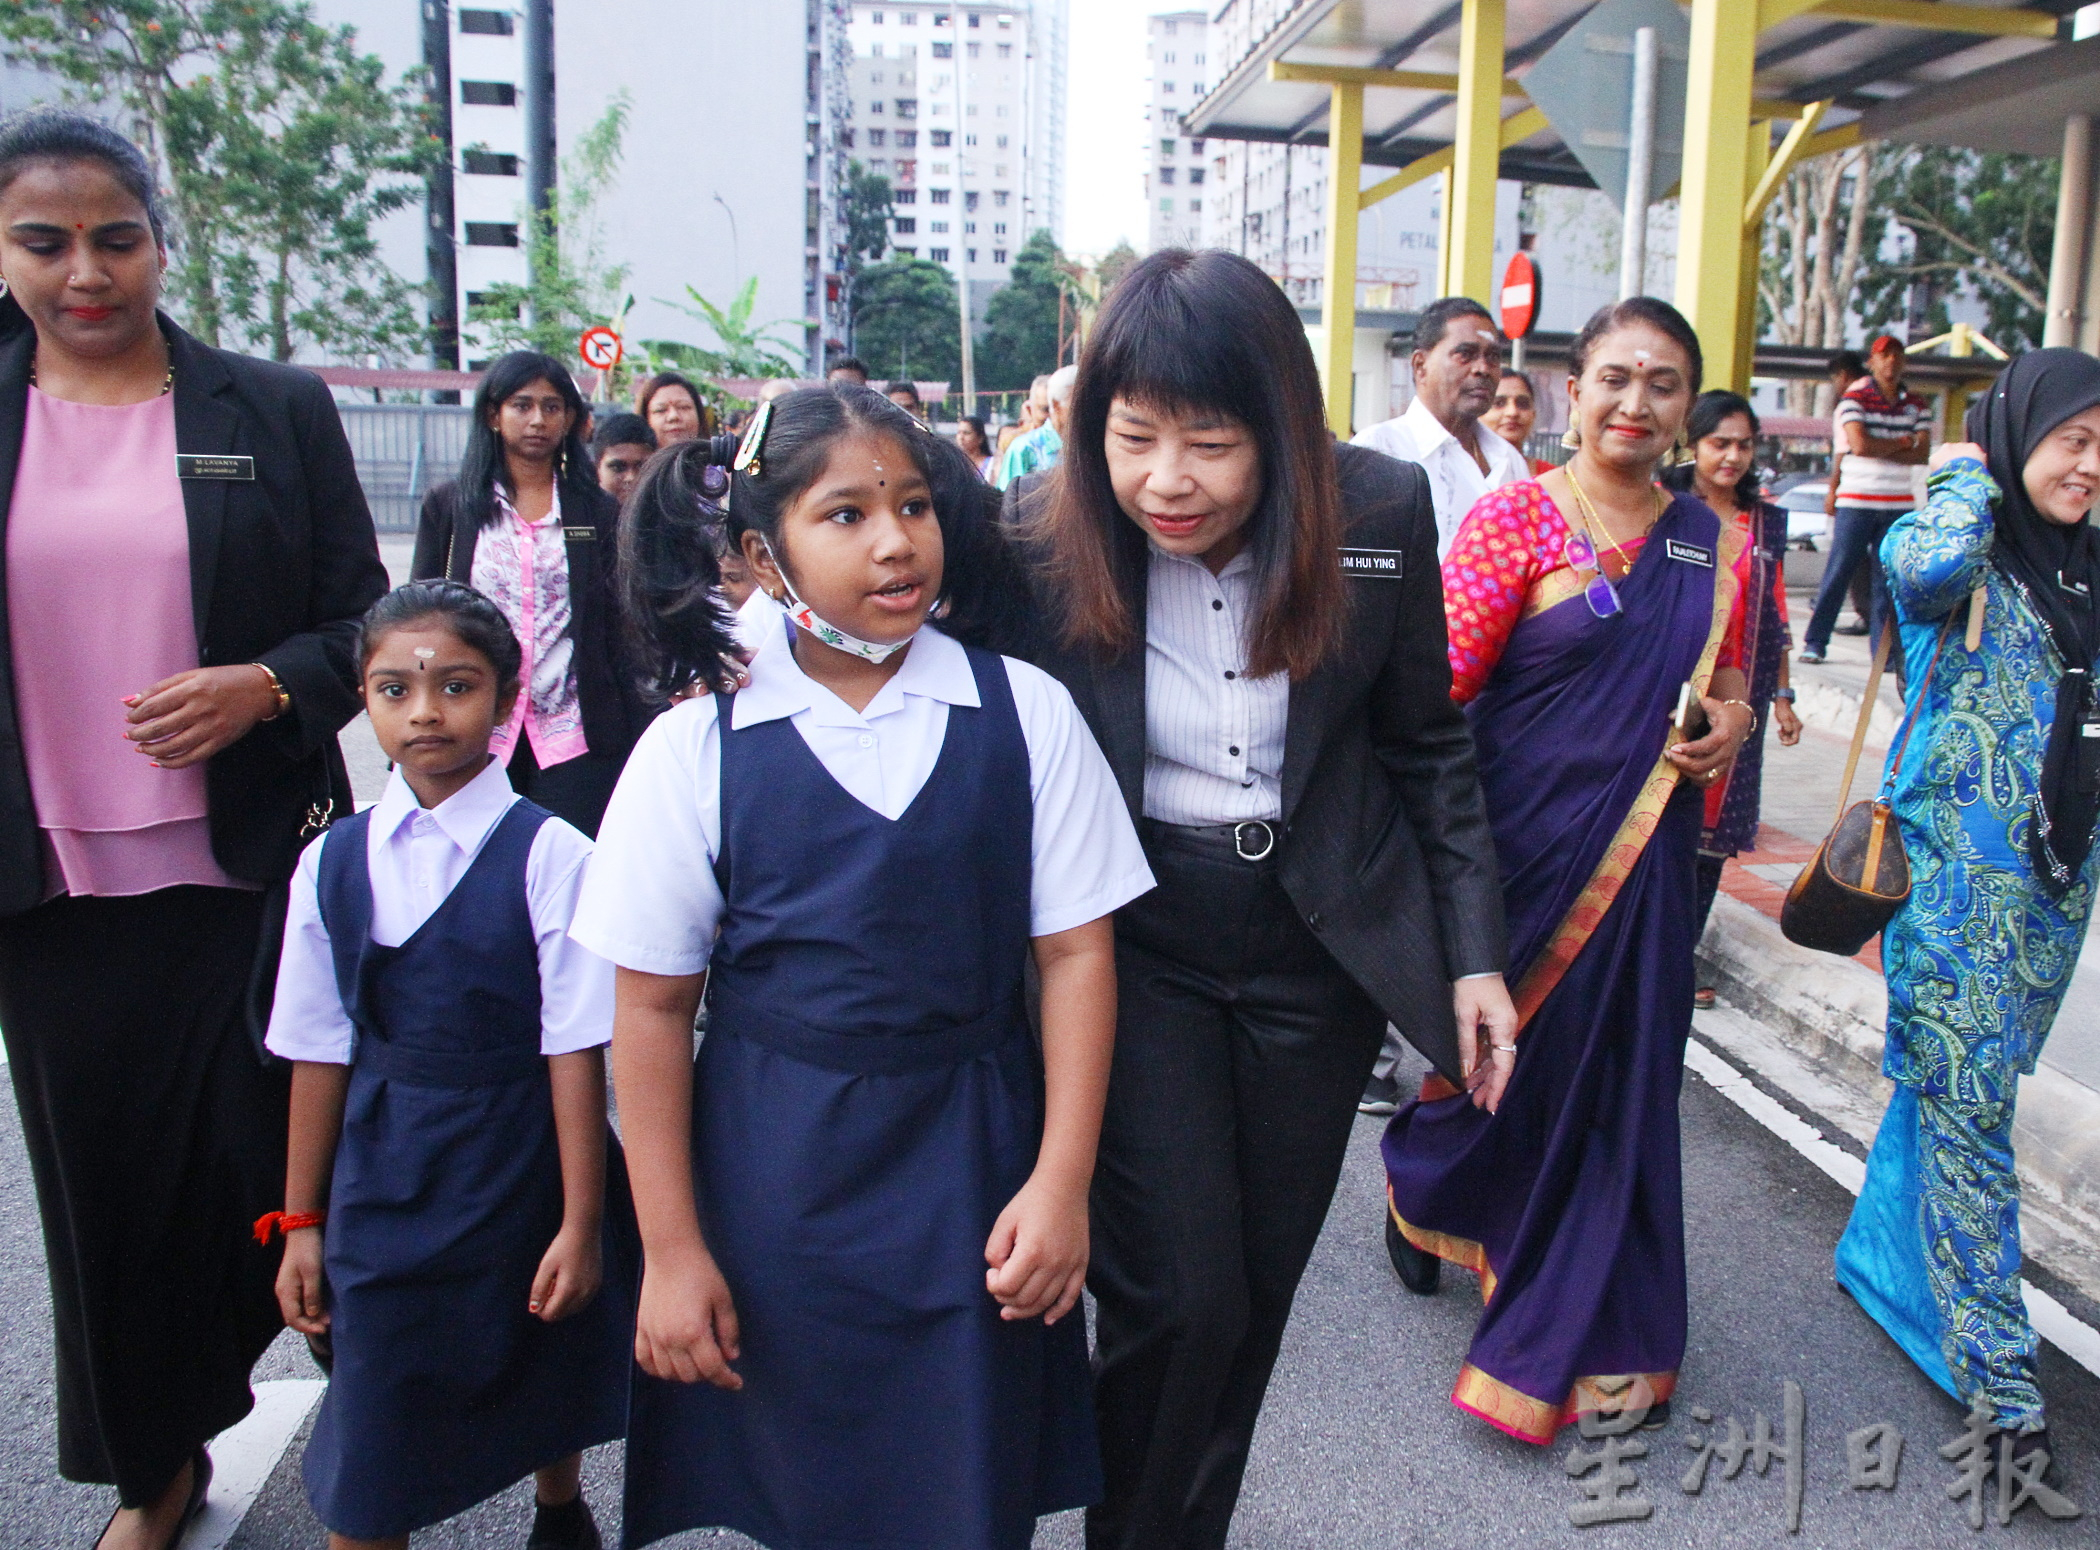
[1142, 542, 1290, 826]
[264, 756, 614, 1065]
[1351, 396, 1529, 558]
[568, 622, 1155, 978]
[731, 585, 783, 652]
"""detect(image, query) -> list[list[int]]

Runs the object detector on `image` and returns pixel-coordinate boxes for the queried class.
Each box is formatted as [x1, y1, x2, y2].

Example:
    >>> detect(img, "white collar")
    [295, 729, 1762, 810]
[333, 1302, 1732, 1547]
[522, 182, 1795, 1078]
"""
[1148, 539, 1254, 579]
[732, 620, 980, 731]
[1401, 395, 1471, 459]
[493, 479, 562, 527]
[370, 755, 520, 854]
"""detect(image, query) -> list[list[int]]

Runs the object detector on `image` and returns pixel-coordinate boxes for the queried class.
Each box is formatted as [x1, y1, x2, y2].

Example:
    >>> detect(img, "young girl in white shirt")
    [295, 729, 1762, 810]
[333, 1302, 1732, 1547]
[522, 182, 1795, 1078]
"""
[262, 581, 630, 1550]
[576, 384, 1153, 1550]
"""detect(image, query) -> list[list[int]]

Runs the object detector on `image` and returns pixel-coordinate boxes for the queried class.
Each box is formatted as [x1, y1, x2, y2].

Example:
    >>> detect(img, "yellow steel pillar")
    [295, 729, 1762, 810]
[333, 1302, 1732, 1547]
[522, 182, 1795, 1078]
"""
[1447, 0, 1506, 306]
[1676, 0, 1759, 392]
[1734, 121, 1770, 395]
[1319, 81, 1364, 437]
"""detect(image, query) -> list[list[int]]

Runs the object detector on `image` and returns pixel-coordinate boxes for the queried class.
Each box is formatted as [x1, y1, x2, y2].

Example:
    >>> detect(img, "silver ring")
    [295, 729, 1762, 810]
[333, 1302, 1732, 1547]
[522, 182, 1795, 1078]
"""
[1233, 820, 1276, 862]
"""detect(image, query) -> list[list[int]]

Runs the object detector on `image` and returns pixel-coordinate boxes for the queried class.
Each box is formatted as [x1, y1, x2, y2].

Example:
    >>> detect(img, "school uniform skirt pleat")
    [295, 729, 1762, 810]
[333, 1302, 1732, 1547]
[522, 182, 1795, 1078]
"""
[0, 885, 288, 1507]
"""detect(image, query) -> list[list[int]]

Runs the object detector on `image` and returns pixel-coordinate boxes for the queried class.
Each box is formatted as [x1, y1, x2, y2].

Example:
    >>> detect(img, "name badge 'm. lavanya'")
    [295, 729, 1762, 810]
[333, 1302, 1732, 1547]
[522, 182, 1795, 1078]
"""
[176, 454, 255, 481]
[1665, 539, 1714, 568]
[1338, 547, 1403, 579]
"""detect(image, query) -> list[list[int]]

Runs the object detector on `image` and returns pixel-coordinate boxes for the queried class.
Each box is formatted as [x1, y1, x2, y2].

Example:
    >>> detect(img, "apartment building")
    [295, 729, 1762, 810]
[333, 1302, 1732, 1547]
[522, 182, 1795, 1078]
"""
[1144, 11, 1208, 252]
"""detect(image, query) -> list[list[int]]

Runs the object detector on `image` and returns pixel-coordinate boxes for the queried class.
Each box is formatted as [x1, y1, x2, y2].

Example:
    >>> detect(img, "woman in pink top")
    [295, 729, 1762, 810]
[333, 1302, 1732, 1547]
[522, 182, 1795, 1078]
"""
[411, 352, 653, 836]
[0, 114, 387, 1550]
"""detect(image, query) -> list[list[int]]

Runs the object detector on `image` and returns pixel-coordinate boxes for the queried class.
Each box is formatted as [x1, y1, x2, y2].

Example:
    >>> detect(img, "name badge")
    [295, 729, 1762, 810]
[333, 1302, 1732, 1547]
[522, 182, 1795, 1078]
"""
[176, 454, 254, 481]
[562, 526, 596, 541]
[1665, 539, 1714, 568]
[1338, 547, 1403, 578]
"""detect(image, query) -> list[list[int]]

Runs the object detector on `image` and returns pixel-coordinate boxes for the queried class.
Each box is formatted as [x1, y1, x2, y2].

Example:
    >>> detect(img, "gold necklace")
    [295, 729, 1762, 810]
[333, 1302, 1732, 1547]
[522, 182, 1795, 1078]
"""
[1564, 464, 1662, 572]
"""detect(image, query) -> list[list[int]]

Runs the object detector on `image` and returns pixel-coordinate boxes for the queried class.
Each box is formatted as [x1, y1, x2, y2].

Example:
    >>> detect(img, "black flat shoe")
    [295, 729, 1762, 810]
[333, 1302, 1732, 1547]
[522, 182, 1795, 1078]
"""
[1385, 1212, 1441, 1295]
[526, 1495, 603, 1550]
[94, 1449, 210, 1550]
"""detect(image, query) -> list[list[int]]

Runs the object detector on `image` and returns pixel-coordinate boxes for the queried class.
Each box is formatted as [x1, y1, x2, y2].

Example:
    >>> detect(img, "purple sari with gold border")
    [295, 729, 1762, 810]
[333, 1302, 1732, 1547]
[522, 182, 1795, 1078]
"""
[1381, 490, 1744, 1445]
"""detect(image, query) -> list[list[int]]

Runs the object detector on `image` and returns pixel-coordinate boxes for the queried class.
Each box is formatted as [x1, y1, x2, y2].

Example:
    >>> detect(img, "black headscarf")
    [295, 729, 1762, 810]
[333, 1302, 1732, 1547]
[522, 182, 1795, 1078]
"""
[1966, 348, 2100, 887]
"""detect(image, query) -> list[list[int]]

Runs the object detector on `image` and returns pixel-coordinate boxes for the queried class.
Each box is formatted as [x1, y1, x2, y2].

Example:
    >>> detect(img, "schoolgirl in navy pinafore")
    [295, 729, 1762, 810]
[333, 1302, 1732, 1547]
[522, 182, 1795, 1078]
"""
[621, 642, 1101, 1550]
[303, 800, 633, 1540]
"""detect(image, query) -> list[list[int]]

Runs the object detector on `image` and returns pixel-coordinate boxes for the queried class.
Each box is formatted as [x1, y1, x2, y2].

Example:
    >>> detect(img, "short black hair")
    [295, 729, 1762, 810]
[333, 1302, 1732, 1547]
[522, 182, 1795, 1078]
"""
[885, 380, 924, 406]
[357, 580, 523, 697]
[0, 111, 165, 244]
[828, 355, 869, 380]
[1828, 350, 1867, 381]
[1413, 296, 1498, 357]
[590, 412, 655, 462]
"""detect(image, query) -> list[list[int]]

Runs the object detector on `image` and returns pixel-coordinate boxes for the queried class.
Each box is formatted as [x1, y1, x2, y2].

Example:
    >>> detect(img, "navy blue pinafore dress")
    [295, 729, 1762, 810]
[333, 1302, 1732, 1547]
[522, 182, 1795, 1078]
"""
[622, 644, 1102, 1550]
[303, 801, 634, 1541]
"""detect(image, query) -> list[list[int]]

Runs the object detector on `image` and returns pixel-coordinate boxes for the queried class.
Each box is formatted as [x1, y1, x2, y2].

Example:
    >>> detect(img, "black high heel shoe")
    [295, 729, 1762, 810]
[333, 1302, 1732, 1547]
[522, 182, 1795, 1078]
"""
[1386, 1211, 1441, 1295]
[93, 1448, 211, 1550]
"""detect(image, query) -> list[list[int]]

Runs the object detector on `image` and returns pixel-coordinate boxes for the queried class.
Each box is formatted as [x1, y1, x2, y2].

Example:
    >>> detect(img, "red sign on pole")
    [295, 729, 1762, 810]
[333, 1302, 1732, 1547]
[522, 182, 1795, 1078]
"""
[578, 325, 624, 372]
[1500, 252, 1541, 341]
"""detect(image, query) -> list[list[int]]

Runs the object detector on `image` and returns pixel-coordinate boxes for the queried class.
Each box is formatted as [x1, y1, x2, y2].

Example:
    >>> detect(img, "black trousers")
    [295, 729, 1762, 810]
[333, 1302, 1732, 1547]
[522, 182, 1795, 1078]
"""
[506, 738, 626, 838]
[1087, 827, 1385, 1550]
[0, 887, 289, 1506]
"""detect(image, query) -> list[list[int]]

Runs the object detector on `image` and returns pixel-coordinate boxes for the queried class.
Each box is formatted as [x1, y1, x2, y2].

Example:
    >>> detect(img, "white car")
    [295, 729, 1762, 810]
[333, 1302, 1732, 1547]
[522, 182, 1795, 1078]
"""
[1771, 480, 1832, 549]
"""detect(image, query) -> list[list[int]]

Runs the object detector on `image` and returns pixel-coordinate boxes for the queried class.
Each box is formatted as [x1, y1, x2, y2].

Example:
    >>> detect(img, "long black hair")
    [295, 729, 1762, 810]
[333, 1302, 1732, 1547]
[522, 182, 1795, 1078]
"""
[456, 351, 595, 531]
[618, 383, 1029, 697]
[0, 111, 166, 338]
[357, 579, 524, 696]
[1663, 390, 1763, 510]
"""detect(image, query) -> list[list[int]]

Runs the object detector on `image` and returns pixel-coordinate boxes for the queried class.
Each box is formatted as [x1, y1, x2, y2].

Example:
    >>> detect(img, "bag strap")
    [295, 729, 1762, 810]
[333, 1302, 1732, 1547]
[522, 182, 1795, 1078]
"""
[1830, 622, 1895, 827]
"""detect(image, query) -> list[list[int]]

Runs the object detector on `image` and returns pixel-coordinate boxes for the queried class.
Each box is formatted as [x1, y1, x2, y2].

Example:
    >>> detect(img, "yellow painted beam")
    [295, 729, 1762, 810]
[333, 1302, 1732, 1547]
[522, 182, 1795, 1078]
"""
[1319, 82, 1363, 437]
[1799, 120, 1866, 161]
[1744, 101, 1830, 227]
[1447, 0, 1507, 308]
[1358, 106, 1547, 212]
[1758, 0, 2058, 38]
[1678, 0, 1760, 391]
[1267, 60, 1525, 95]
[1736, 121, 1771, 394]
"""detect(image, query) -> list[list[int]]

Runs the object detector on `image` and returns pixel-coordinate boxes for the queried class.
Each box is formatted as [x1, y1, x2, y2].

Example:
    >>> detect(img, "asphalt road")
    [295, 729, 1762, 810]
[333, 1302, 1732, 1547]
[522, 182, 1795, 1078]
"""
[2, 1030, 2095, 1550]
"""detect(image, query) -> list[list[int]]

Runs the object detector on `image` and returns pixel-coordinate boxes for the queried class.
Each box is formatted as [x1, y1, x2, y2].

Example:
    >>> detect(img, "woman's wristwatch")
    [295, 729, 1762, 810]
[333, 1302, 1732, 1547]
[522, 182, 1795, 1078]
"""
[1774, 686, 1797, 703]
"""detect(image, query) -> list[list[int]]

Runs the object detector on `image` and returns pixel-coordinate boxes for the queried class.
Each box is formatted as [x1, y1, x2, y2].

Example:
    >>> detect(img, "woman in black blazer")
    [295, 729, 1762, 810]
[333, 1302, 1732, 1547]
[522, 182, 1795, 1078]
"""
[1018, 250, 1513, 1550]
[0, 114, 386, 1547]
[412, 351, 651, 835]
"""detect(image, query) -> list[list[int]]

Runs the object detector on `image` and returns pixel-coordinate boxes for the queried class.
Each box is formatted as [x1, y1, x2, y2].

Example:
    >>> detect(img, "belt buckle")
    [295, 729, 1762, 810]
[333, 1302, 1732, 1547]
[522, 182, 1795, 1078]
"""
[1233, 820, 1275, 861]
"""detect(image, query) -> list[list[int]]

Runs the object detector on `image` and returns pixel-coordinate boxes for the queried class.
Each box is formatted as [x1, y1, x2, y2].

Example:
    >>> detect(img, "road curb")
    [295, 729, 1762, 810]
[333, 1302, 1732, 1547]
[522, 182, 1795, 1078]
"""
[1697, 893, 2100, 1304]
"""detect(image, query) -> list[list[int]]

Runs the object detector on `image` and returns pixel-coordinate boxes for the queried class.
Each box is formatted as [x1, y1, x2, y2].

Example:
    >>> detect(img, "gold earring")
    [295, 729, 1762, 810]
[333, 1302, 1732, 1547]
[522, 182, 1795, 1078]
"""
[1561, 425, 1581, 450]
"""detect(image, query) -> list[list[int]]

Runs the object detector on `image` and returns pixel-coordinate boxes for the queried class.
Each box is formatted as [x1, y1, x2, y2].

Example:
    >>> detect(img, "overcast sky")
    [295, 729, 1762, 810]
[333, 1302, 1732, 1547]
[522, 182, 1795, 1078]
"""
[1062, 0, 1152, 258]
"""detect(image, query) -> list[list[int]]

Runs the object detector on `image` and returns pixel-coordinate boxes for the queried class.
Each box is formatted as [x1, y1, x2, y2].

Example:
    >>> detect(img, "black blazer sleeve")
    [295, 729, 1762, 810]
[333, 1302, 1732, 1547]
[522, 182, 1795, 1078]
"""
[411, 482, 461, 581]
[1337, 444, 1505, 979]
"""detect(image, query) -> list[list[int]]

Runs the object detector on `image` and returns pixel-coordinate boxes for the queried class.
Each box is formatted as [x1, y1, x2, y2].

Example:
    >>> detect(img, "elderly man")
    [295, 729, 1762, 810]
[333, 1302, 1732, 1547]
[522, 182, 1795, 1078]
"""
[996, 363, 1075, 488]
[1353, 296, 1529, 558]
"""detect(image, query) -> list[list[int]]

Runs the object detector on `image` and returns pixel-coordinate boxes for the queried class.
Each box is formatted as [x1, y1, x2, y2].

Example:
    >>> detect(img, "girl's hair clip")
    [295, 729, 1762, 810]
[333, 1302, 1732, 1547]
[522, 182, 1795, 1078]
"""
[733, 400, 773, 479]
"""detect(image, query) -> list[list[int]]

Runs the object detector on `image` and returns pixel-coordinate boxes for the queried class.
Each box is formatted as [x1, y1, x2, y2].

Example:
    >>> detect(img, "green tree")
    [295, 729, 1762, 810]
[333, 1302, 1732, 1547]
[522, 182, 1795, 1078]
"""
[466, 95, 633, 366]
[1096, 239, 1140, 298]
[852, 258, 961, 383]
[643, 275, 803, 379]
[842, 159, 894, 273]
[974, 230, 1062, 390]
[0, 1, 434, 361]
[1857, 146, 2057, 350]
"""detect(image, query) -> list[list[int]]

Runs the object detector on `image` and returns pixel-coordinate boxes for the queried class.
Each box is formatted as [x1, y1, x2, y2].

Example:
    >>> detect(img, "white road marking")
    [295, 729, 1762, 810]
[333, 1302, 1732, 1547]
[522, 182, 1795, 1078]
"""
[190, 1378, 325, 1550]
[1686, 1033, 2100, 1383]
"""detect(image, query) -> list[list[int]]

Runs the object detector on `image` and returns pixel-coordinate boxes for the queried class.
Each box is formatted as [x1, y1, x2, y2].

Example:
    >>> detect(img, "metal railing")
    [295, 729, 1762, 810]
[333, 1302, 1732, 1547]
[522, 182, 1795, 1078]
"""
[337, 403, 475, 534]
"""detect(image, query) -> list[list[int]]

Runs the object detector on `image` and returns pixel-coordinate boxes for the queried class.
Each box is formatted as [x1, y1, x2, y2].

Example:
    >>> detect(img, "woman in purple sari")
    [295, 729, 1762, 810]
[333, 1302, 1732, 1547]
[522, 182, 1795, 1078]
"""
[1381, 299, 1757, 1445]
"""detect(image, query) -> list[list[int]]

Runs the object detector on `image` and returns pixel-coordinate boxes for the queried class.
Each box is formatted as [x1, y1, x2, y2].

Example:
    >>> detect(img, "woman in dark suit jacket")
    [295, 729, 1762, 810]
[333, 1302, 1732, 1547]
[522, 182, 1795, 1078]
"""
[0, 114, 386, 1548]
[412, 351, 651, 835]
[1017, 249, 1512, 1550]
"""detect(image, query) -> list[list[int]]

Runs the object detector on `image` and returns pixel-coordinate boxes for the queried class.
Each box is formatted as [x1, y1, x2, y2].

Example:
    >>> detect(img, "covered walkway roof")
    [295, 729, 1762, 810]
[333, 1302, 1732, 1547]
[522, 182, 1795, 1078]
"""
[1186, 2, 2083, 432]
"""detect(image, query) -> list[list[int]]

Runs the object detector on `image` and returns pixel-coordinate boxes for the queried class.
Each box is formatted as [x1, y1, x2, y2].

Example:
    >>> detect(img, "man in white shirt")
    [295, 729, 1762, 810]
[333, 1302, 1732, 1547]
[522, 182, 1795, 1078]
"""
[1352, 296, 1530, 557]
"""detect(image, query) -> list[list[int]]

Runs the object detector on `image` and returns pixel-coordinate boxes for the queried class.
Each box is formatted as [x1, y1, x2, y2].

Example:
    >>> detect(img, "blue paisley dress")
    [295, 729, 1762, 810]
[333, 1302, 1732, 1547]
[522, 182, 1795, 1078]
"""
[1835, 458, 2098, 1432]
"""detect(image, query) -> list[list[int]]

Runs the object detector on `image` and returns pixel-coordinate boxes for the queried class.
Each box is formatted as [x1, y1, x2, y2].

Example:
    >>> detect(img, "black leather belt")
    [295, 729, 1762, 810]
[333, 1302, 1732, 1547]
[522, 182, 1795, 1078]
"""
[1141, 818, 1279, 862]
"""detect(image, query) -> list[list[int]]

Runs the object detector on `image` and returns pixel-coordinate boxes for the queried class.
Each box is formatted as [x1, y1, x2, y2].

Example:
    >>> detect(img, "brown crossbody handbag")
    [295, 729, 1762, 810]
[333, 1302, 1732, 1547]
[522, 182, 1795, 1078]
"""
[1780, 612, 1957, 956]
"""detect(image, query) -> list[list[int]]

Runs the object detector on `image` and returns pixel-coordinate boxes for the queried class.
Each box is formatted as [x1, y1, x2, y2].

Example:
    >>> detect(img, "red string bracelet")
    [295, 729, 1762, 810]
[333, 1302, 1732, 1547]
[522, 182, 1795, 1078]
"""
[253, 1210, 326, 1244]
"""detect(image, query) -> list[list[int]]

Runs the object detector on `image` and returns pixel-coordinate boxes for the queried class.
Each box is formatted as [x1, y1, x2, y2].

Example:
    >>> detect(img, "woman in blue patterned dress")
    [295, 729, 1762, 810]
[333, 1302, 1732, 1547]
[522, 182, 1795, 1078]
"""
[1836, 348, 2100, 1479]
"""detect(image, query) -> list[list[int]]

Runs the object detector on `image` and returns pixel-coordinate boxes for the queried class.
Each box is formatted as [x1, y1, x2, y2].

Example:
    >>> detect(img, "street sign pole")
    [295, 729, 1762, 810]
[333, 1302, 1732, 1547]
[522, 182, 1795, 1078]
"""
[1618, 26, 1657, 300]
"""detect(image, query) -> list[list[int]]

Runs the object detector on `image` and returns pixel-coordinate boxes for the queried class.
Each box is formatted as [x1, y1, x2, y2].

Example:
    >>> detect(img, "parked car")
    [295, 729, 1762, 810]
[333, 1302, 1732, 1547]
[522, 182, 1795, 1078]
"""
[1768, 475, 1831, 549]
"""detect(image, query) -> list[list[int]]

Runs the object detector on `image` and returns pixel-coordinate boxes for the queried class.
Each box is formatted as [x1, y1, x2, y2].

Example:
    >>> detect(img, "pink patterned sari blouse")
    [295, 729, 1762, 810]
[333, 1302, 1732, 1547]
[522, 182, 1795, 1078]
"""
[471, 482, 588, 768]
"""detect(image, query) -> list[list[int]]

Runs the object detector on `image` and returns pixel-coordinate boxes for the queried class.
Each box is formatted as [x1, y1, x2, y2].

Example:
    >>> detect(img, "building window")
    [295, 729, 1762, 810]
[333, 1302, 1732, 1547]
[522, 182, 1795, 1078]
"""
[930, 187, 951, 203]
[871, 41, 884, 56]
[967, 40, 979, 56]
[1160, 138, 1176, 157]
[896, 98, 916, 117]
[459, 80, 515, 106]
[868, 128, 886, 146]
[842, 128, 857, 147]
[931, 247, 950, 262]
[1164, 19, 1177, 34]
[464, 290, 518, 316]
[934, 10, 950, 23]
[992, 221, 1006, 235]
[997, 13, 1011, 25]
[964, 189, 980, 210]
[932, 41, 952, 58]
[968, 11, 979, 24]
[896, 246, 916, 258]
[1159, 167, 1175, 185]
[1189, 198, 1202, 212]
[896, 130, 917, 147]
[894, 217, 917, 234]
[459, 9, 512, 35]
[931, 129, 952, 146]
[1194, 53, 1205, 65]
[932, 161, 951, 175]
[464, 221, 519, 246]
[870, 69, 885, 83]
[870, 9, 884, 21]
[967, 248, 977, 263]
[931, 220, 949, 233]
[996, 134, 1008, 148]
[963, 221, 975, 233]
[1158, 198, 1172, 213]
[1162, 82, 1175, 94]
[994, 163, 1007, 176]
[993, 104, 1005, 116]
[1193, 83, 1204, 95]
[998, 41, 1012, 57]
[901, 8, 915, 21]
[870, 99, 885, 113]
[894, 187, 916, 203]
[993, 190, 1009, 206]
[1188, 167, 1204, 185]
[871, 157, 888, 172]
[461, 149, 518, 176]
[896, 158, 916, 180]
[964, 132, 977, 145]
[993, 248, 1007, 264]
[1190, 138, 1205, 155]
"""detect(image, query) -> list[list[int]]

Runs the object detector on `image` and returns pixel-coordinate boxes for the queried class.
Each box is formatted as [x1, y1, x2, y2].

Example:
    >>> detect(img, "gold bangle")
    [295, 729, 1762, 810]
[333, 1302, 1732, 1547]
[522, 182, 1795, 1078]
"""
[250, 662, 291, 722]
[1720, 697, 1756, 736]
